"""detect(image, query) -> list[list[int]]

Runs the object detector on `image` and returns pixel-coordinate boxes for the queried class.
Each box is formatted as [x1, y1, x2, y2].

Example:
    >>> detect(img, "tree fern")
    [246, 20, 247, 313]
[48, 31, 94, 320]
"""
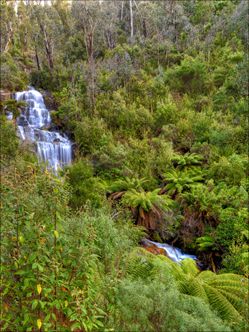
[108, 177, 148, 193]
[122, 188, 174, 229]
[173, 261, 248, 321]
[107, 177, 148, 200]
[203, 284, 242, 321]
[124, 248, 154, 280]
[163, 169, 204, 195]
[125, 250, 248, 322]
[181, 257, 199, 276]
[172, 153, 203, 169]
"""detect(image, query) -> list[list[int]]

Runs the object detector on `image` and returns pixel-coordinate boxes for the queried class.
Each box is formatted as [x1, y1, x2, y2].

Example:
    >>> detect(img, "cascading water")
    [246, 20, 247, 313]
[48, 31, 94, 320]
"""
[15, 87, 72, 172]
[143, 239, 197, 262]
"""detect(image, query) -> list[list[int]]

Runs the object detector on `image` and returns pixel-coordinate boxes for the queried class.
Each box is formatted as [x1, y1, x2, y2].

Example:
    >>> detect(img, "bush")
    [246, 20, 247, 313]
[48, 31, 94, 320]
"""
[0, 117, 19, 161]
[66, 159, 106, 208]
[208, 154, 247, 185]
[111, 278, 231, 331]
[164, 56, 211, 95]
[74, 116, 113, 155]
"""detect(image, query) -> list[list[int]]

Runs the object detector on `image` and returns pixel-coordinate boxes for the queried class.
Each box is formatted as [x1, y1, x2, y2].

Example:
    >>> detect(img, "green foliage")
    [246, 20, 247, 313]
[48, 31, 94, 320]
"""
[172, 152, 203, 169]
[153, 95, 178, 130]
[0, 53, 28, 90]
[1, 156, 144, 331]
[126, 249, 248, 324]
[113, 279, 232, 332]
[122, 188, 174, 231]
[1, 0, 248, 330]
[74, 116, 113, 155]
[123, 188, 172, 214]
[1, 99, 26, 119]
[0, 117, 19, 160]
[196, 236, 216, 251]
[216, 207, 248, 250]
[163, 168, 204, 196]
[97, 89, 154, 138]
[222, 244, 249, 277]
[164, 56, 210, 95]
[65, 159, 105, 209]
[208, 154, 247, 185]
[108, 176, 148, 200]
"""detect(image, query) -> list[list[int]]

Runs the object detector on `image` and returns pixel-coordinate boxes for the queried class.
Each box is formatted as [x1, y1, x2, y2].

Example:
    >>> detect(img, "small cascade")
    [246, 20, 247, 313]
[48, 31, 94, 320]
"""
[15, 87, 72, 172]
[143, 239, 197, 262]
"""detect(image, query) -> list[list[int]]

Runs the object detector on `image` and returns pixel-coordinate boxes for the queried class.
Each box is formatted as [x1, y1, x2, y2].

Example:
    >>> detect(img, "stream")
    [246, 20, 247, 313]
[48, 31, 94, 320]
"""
[143, 239, 197, 262]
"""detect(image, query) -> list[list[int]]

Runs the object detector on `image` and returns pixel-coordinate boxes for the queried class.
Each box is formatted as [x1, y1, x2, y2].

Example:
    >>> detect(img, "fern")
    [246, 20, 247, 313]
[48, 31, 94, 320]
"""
[125, 249, 248, 322]
[108, 177, 148, 195]
[172, 153, 203, 169]
[121, 189, 173, 229]
[125, 248, 155, 280]
[163, 169, 204, 195]
[181, 258, 199, 276]
[204, 284, 242, 321]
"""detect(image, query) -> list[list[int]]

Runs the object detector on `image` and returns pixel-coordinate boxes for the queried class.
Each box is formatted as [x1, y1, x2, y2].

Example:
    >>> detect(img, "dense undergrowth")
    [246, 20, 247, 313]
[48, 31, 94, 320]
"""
[1, 0, 248, 331]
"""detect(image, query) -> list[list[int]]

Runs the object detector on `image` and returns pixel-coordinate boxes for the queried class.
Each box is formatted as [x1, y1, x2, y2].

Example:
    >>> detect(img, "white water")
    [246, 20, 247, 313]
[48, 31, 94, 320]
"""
[145, 239, 197, 262]
[15, 87, 72, 172]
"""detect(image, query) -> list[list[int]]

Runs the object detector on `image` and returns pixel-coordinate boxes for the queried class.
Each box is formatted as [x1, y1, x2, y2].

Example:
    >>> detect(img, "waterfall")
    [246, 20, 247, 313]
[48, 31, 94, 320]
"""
[143, 239, 197, 262]
[15, 87, 72, 172]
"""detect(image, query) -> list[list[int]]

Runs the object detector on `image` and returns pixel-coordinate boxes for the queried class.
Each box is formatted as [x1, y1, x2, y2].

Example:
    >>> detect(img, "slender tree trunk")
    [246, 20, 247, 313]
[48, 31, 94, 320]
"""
[35, 45, 41, 71]
[38, 21, 54, 70]
[89, 56, 96, 112]
[3, 22, 13, 53]
[130, 0, 134, 38]
[105, 30, 114, 49]
[120, 1, 124, 21]
[142, 19, 147, 38]
[84, 31, 96, 111]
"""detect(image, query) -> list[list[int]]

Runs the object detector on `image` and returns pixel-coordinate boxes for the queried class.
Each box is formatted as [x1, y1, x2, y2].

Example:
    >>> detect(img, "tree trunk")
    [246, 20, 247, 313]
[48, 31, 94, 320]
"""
[35, 45, 41, 71]
[129, 0, 134, 38]
[120, 1, 124, 21]
[38, 21, 54, 70]
[89, 56, 96, 112]
[84, 32, 96, 111]
[142, 19, 147, 38]
[105, 30, 115, 49]
[3, 22, 13, 53]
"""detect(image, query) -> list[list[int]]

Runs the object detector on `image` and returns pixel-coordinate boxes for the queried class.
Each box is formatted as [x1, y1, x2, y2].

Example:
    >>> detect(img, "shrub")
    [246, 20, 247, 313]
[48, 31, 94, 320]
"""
[66, 159, 106, 208]
[164, 56, 210, 95]
[74, 117, 112, 155]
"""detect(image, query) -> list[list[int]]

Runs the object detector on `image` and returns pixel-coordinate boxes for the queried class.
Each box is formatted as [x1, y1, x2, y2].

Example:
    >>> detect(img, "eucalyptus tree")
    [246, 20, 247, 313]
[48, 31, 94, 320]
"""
[0, 0, 18, 53]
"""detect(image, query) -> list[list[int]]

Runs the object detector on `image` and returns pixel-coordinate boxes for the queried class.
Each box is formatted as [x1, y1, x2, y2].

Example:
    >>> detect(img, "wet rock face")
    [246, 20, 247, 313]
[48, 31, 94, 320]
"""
[141, 239, 167, 256]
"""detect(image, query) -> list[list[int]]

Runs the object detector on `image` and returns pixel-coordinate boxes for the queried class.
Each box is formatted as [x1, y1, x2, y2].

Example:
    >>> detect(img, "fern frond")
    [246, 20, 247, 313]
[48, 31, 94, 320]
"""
[179, 277, 209, 302]
[125, 248, 154, 280]
[180, 258, 199, 277]
[218, 289, 246, 313]
[197, 270, 215, 281]
[204, 284, 242, 321]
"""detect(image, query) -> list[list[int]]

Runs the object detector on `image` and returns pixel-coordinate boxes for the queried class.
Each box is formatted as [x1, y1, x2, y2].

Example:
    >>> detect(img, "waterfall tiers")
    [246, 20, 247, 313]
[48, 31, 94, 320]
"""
[15, 87, 72, 172]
